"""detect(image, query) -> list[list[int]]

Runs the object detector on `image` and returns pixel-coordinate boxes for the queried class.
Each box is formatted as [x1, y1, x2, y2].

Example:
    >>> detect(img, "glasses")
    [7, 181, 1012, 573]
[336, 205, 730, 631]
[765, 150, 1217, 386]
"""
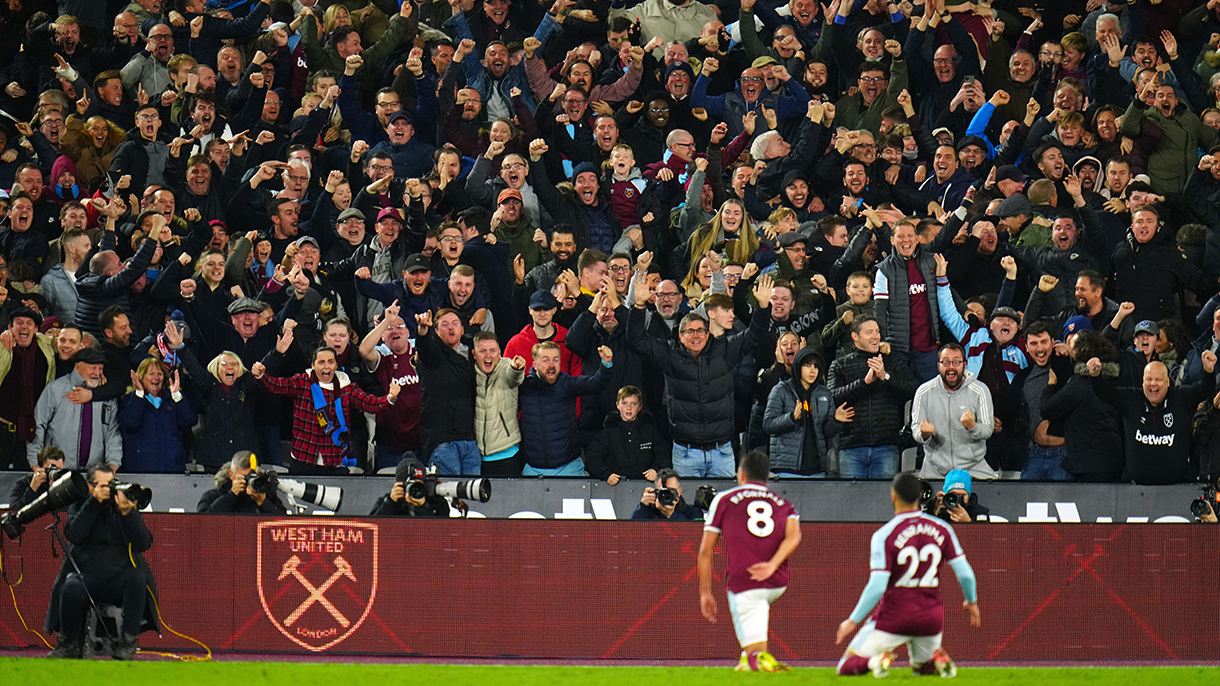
[649, 107, 669, 113]
[137, 114, 159, 121]
[938, 359, 965, 368]
[608, 265, 631, 273]
[439, 236, 462, 243]
[370, 164, 393, 172]
[502, 162, 525, 170]
[377, 100, 400, 108]
[387, 324, 407, 331]
[859, 76, 886, 83]
[150, 34, 173, 41]
[655, 292, 681, 299]
[673, 141, 695, 149]
[741, 76, 762, 82]
[286, 175, 308, 182]
[853, 142, 876, 149]
[932, 58, 954, 64]
[723, 273, 741, 282]
[681, 328, 707, 335]
[565, 98, 587, 104]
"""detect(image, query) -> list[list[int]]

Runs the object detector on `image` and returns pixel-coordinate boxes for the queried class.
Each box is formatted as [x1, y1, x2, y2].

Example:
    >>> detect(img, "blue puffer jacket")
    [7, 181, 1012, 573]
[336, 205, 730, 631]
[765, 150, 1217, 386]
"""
[517, 361, 612, 469]
[119, 391, 198, 473]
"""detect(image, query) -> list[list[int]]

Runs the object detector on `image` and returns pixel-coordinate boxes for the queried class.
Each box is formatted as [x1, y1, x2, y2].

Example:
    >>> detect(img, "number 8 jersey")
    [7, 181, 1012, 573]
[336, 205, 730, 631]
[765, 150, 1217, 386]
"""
[871, 510, 966, 636]
[704, 483, 799, 593]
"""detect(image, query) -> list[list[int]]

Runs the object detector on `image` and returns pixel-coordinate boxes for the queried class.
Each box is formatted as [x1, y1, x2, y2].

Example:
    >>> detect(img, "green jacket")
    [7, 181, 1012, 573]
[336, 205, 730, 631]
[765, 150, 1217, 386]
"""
[832, 58, 908, 134]
[0, 332, 57, 389]
[300, 13, 411, 102]
[473, 357, 525, 455]
[822, 299, 875, 360]
[1122, 99, 1217, 196]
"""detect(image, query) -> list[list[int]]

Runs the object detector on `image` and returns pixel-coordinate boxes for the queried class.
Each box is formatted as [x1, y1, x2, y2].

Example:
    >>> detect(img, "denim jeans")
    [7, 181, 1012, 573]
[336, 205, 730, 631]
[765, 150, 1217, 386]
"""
[429, 440, 482, 476]
[672, 442, 736, 478]
[909, 349, 939, 384]
[838, 445, 900, 479]
[1022, 445, 1074, 481]
[522, 457, 586, 476]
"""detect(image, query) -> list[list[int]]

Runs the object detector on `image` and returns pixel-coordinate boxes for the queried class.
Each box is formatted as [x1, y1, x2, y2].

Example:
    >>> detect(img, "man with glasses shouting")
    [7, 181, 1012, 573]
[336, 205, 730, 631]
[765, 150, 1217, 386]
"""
[628, 271, 775, 478]
[911, 342, 996, 480]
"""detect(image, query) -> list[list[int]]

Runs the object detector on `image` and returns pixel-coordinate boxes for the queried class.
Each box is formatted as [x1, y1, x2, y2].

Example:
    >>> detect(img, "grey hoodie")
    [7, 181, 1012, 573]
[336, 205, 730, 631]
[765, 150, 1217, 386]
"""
[912, 370, 996, 480]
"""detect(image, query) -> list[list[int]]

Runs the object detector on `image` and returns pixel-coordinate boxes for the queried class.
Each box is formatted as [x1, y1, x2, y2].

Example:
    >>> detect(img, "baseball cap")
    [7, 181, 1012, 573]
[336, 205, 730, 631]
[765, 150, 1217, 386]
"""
[778, 232, 807, 248]
[1063, 315, 1092, 339]
[387, 110, 414, 126]
[994, 194, 1032, 219]
[498, 188, 523, 205]
[404, 253, 431, 274]
[1073, 155, 1101, 172]
[376, 207, 403, 224]
[944, 469, 972, 496]
[931, 127, 954, 142]
[1134, 319, 1159, 337]
[529, 290, 560, 310]
[293, 235, 319, 250]
[227, 297, 264, 316]
[995, 165, 1027, 183]
[751, 56, 779, 69]
[990, 306, 1020, 324]
[338, 207, 365, 223]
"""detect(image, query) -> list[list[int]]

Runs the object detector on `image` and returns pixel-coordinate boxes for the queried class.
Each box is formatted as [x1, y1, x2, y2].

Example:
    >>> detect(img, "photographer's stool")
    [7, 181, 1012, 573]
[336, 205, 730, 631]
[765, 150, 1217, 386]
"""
[82, 604, 124, 658]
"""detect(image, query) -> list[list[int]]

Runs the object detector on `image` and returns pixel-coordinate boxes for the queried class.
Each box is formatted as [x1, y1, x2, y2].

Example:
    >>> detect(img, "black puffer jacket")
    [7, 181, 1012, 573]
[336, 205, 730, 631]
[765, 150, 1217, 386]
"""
[627, 302, 771, 447]
[827, 349, 918, 449]
[179, 346, 260, 468]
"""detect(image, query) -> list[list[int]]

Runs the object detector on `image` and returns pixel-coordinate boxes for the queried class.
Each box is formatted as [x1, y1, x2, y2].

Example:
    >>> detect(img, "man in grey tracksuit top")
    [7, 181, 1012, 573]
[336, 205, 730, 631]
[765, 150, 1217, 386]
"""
[912, 344, 996, 480]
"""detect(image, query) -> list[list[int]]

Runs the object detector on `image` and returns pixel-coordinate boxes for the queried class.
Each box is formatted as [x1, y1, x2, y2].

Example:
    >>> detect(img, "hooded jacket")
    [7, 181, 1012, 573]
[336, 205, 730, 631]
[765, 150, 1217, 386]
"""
[912, 371, 996, 480]
[763, 348, 839, 474]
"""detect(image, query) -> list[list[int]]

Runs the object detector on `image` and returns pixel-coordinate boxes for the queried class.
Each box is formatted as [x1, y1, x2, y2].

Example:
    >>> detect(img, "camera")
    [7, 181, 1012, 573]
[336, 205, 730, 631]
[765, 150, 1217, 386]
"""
[248, 469, 278, 494]
[111, 481, 153, 510]
[1190, 475, 1220, 520]
[694, 485, 718, 511]
[655, 487, 678, 508]
[2, 470, 89, 539]
[942, 491, 962, 511]
[406, 464, 491, 503]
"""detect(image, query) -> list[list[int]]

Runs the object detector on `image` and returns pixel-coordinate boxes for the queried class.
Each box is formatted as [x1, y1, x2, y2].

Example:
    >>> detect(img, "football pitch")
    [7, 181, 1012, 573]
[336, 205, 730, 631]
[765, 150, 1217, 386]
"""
[0, 659, 1214, 685]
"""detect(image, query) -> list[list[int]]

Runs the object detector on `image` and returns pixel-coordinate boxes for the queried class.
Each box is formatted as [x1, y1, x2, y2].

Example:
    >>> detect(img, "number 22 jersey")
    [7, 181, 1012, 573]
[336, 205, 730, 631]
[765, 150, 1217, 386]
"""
[871, 511, 966, 636]
[705, 483, 799, 594]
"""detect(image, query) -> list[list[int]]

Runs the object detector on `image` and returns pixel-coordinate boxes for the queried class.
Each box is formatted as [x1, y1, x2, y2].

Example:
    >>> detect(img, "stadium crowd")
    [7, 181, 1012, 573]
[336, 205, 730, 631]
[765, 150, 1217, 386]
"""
[0, 0, 1218, 489]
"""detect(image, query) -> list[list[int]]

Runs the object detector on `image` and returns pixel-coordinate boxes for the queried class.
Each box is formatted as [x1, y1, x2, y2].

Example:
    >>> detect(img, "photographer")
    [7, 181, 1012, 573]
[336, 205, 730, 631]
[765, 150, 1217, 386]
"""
[369, 459, 451, 518]
[45, 463, 157, 660]
[631, 468, 702, 521]
[196, 451, 287, 514]
[9, 446, 65, 510]
[928, 469, 990, 524]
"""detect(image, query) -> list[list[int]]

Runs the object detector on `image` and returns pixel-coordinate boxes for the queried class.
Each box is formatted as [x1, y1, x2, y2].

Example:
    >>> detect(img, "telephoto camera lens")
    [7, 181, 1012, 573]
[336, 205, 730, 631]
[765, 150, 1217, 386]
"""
[943, 492, 961, 511]
[434, 478, 491, 503]
[112, 482, 153, 510]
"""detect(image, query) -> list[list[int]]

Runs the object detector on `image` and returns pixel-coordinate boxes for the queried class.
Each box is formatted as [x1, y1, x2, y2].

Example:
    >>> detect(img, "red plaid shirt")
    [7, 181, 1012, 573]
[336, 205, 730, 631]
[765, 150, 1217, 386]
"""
[258, 371, 391, 467]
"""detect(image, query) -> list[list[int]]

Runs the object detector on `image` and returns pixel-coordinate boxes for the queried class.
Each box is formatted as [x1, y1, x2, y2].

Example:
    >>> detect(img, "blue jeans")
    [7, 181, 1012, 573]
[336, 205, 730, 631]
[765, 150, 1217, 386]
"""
[672, 442, 736, 478]
[522, 457, 586, 476]
[909, 349, 939, 384]
[429, 440, 482, 476]
[839, 445, 900, 479]
[1022, 445, 1074, 481]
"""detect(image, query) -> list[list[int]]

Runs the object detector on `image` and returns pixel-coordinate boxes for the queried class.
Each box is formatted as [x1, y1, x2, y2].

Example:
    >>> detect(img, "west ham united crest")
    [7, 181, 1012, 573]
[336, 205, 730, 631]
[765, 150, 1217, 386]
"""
[257, 521, 379, 651]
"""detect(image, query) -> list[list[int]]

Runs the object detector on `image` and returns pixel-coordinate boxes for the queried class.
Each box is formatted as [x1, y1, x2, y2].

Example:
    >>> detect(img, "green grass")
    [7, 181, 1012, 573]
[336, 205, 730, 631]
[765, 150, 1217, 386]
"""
[0, 660, 1214, 686]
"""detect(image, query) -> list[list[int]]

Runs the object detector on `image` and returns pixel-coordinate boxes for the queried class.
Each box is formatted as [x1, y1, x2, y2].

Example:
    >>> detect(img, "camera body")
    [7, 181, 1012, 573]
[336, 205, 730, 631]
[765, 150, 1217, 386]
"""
[248, 469, 278, 495]
[405, 464, 491, 503]
[1190, 482, 1219, 520]
[655, 487, 678, 508]
[110, 481, 153, 510]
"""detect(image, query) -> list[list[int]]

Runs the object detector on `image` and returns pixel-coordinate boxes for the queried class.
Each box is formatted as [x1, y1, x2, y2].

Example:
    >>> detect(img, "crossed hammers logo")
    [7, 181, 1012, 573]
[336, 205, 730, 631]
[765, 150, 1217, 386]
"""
[278, 555, 357, 628]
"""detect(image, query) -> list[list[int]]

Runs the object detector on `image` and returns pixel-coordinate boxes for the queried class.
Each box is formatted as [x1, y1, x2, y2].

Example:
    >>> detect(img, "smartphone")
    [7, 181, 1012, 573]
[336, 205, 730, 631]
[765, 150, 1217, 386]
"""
[963, 75, 976, 87]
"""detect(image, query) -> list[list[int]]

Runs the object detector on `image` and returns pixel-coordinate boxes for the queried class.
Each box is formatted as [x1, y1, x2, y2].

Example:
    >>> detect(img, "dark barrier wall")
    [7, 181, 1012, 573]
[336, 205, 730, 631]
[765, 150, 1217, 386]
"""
[0, 474, 1205, 523]
[0, 516, 1215, 660]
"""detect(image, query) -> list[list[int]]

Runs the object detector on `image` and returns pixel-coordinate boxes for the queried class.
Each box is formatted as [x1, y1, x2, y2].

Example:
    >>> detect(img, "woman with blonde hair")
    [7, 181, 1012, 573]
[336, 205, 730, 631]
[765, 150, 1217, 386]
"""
[119, 357, 197, 472]
[678, 197, 758, 279]
[178, 338, 263, 468]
